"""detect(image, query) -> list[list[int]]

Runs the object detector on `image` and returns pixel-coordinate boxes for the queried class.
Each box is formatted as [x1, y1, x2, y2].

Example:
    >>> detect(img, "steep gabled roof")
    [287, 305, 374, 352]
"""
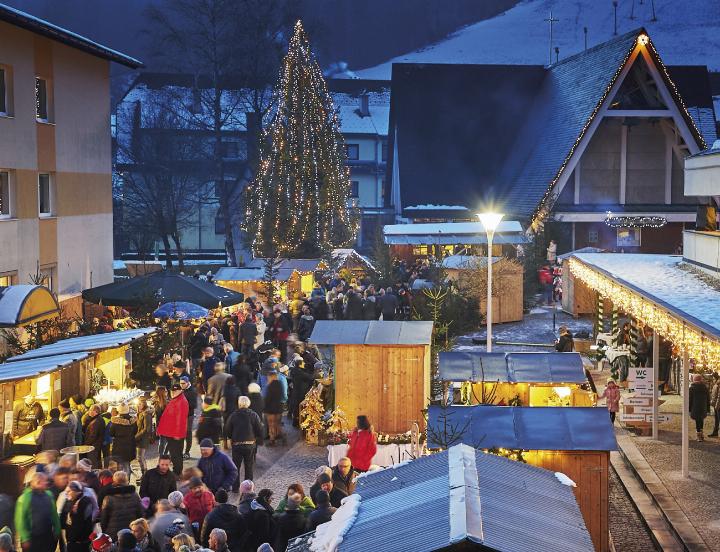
[388, 29, 715, 221]
[0, 2, 142, 68]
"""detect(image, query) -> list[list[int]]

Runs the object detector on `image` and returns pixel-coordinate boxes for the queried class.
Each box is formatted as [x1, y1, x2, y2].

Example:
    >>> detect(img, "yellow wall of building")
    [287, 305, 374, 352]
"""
[0, 22, 113, 299]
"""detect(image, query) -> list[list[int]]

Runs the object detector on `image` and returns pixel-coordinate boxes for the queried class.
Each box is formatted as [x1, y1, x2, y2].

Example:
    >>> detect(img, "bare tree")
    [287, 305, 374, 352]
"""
[115, 101, 211, 270]
[144, 0, 299, 265]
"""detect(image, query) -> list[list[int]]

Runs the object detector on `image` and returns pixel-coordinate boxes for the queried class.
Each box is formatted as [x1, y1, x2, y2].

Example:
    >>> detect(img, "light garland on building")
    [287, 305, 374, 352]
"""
[243, 20, 358, 256]
[530, 31, 707, 233]
[604, 214, 667, 228]
[568, 257, 720, 366]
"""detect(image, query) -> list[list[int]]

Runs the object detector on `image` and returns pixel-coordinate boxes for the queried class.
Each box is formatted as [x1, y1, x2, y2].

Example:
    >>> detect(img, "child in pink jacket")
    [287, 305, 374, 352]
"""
[599, 379, 621, 424]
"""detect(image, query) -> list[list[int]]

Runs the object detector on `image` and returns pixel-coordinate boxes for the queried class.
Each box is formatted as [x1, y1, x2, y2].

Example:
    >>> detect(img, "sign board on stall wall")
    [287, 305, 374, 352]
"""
[620, 414, 646, 422]
[625, 397, 651, 406]
[635, 388, 656, 397]
[634, 407, 654, 414]
[646, 414, 673, 423]
[629, 367, 650, 382]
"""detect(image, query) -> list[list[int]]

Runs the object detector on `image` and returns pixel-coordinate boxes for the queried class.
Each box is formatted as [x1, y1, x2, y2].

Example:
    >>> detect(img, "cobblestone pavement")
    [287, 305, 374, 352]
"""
[609, 466, 660, 551]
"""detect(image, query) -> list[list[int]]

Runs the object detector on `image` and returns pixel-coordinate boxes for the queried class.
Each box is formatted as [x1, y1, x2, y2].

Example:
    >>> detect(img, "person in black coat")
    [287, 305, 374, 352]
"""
[248, 383, 264, 420]
[344, 290, 363, 320]
[273, 494, 307, 552]
[233, 356, 253, 396]
[200, 489, 246, 552]
[65, 481, 95, 552]
[139, 455, 176, 510]
[239, 316, 259, 357]
[332, 294, 344, 320]
[196, 397, 223, 445]
[689, 374, 711, 441]
[314, 473, 347, 508]
[296, 305, 316, 342]
[109, 405, 137, 473]
[289, 360, 316, 427]
[306, 490, 336, 531]
[221, 377, 241, 425]
[555, 326, 574, 352]
[245, 489, 275, 552]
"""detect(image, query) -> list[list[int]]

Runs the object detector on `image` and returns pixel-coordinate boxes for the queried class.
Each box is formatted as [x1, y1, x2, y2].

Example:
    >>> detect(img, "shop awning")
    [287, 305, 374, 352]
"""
[309, 320, 433, 345]
[0, 285, 60, 327]
[568, 253, 720, 362]
[439, 352, 587, 383]
[0, 351, 92, 383]
[427, 405, 617, 451]
[82, 271, 244, 308]
[7, 327, 156, 362]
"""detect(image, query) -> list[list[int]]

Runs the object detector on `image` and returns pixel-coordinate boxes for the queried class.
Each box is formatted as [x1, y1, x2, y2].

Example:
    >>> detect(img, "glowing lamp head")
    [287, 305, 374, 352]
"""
[553, 386, 572, 399]
[638, 34, 649, 46]
[477, 212, 505, 233]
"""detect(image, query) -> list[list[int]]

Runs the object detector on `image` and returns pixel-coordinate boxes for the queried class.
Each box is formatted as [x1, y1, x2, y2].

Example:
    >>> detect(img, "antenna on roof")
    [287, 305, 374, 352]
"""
[583, 27, 588, 51]
[554, 46, 560, 64]
[544, 10, 559, 66]
[650, 0, 657, 21]
[612, 1, 619, 35]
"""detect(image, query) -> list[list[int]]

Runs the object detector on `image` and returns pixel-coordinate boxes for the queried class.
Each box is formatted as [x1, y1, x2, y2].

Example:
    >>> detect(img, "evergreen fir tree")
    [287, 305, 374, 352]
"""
[244, 21, 358, 258]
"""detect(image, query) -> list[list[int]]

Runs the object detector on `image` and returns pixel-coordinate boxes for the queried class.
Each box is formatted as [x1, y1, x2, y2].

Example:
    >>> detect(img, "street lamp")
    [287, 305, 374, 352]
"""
[477, 212, 504, 352]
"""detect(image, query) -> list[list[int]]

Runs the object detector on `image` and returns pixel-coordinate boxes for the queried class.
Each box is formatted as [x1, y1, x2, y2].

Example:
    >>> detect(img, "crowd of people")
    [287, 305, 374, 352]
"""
[9, 407, 377, 552]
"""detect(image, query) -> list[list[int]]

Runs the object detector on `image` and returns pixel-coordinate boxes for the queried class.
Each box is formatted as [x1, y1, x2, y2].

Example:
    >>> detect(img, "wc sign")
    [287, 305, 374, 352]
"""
[629, 367, 653, 390]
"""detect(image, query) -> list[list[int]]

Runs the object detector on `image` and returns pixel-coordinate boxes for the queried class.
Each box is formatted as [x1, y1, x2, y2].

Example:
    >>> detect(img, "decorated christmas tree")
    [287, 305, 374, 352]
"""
[299, 383, 326, 443]
[244, 20, 358, 258]
[326, 405, 350, 437]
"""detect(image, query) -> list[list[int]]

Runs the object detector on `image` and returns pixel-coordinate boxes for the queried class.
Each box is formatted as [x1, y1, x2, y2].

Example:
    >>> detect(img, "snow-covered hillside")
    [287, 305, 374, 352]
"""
[357, 0, 720, 79]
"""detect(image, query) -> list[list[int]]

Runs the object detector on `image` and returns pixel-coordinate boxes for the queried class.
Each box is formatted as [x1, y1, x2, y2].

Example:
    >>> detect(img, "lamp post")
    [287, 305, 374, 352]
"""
[477, 213, 504, 352]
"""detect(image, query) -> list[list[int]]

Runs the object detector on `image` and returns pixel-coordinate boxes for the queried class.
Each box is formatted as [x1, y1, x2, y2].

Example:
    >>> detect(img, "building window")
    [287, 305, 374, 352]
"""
[39, 265, 56, 292]
[345, 144, 359, 160]
[381, 141, 388, 162]
[588, 230, 598, 243]
[38, 173, 53, 216]
[220, 140, 241, 159]
[412, 245, 429, 256]
[0, 171, 11, 218]
[350, 181, 359, 198]
[35, 77, 50, 122]
[0, 272, 16, 287]
[617, 227, 641, 247]
[0, 67, 6, 115]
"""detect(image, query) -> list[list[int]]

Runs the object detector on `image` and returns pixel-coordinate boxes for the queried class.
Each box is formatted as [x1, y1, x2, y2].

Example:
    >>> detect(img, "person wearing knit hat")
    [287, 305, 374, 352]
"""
[109, 403, 137, 475]
[167, 490, 184, 509]
[197, 437, 237, 494]
[309, 466, 332, 504]
[256, 544, 274, 552]
[274, 493, 306, 551]
[76, 458, 93, 472]
[116, 528, 138, 552]
[237, 480, 257, 516]
[183, 477, 216, 526]
[315, 472, 347, 508]
[690, 372, 711, 441]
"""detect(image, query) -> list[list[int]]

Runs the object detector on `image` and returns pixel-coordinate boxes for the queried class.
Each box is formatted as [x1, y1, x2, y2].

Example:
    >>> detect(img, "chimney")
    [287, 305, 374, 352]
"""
[359, 93, 370, 117]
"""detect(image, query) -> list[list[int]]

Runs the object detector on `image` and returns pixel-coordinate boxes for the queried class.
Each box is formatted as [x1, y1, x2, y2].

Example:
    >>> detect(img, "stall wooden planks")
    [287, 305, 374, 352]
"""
[524, 450, 610, 552]
[335, 344, 429, 434]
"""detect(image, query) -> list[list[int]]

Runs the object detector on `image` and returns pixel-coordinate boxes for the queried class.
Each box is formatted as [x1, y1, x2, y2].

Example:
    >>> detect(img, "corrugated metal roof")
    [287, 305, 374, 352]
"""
[7, 328, 156, 361]
[0, 351, 92, 383]
[439, 352, 587, 384]
[292, 444, 593, 552]
[309, 321, 433, 345]
[427, 405, 618, 451]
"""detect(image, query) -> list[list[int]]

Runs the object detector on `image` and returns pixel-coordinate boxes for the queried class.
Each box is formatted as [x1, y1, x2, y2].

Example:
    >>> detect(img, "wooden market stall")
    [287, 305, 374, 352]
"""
[215, 267, 298, 300]
[439, 351, 594, 406]
[442, 256, 524, 323]
[309, 320, 433, 434]
[331, 248, 376, 278]
[0, 285, 60, 328]
[428, 405, 616, 552]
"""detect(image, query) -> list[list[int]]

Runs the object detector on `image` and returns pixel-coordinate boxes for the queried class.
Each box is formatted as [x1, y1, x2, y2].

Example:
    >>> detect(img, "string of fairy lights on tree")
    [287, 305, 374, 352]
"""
[530, 31, 707, 233]
[568, 257, 720, 367]
[243, 20, 358, 257]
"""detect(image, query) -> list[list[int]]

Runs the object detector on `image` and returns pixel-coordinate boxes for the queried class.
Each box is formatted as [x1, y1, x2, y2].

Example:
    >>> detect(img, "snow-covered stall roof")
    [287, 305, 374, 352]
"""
[309, 321, 433, 345]
[214, 267, 296, 282]
[287, 443, 593, 552]
[438, 352, 587, 384]
[572, 253, 720, 338]
[0, 285, 60, 328]
[7, 328, 157, 362]
[384, 221, 526, 245]
[0, 352, 92, 383]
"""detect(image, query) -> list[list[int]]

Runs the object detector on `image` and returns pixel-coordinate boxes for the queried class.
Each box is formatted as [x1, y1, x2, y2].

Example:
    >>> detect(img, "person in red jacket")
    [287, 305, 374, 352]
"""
[346, 415, 377, 472]
[157, 383, 189, 475]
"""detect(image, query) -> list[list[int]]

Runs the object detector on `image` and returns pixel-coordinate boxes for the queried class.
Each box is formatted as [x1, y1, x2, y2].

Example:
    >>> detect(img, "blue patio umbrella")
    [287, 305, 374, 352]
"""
[153, 301, 209, 320]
